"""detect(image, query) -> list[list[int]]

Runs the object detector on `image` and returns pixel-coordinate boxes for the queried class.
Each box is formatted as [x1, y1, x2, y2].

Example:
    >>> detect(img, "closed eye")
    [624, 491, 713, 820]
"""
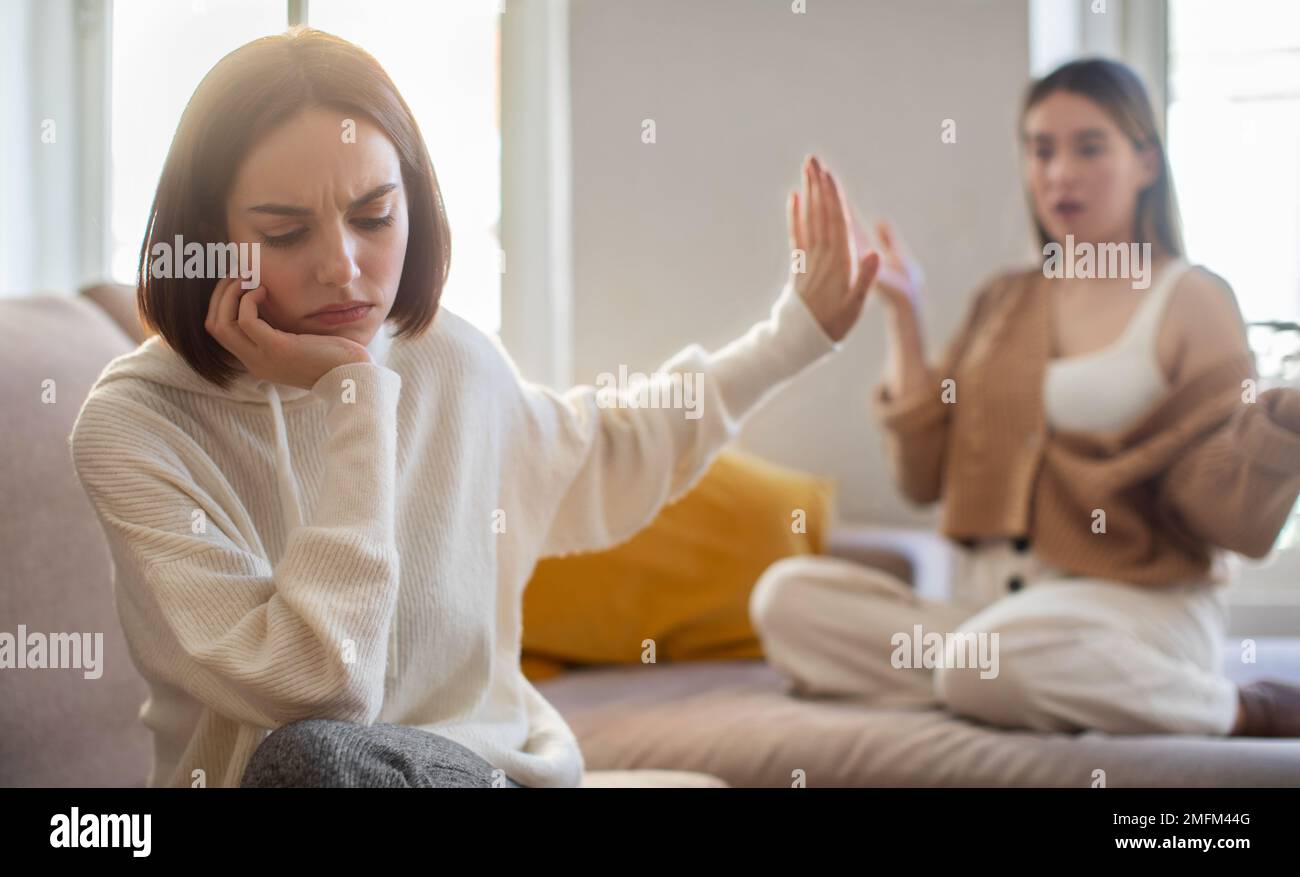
[353, 214, 395, 230]
[261, 228, 307, 248]
[259, 214, 394, 248]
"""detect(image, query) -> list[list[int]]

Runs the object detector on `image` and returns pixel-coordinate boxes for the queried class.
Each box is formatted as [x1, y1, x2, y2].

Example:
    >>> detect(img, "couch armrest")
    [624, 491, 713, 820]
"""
[825, 525, 960, 602]
[81, 282, 147, 345]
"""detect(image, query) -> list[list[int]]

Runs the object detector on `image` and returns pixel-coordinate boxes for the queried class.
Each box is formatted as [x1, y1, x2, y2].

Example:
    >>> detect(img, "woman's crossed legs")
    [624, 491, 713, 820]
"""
[749, 554, 1241, 736]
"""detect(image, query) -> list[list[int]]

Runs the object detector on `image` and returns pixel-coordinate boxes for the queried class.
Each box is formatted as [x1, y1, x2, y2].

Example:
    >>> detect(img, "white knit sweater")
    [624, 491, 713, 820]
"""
[69, 283, 838, 788]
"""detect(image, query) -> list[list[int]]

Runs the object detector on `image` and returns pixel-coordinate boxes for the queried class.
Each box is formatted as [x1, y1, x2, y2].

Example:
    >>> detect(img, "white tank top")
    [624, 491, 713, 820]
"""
[1043, 258, 1191, 434]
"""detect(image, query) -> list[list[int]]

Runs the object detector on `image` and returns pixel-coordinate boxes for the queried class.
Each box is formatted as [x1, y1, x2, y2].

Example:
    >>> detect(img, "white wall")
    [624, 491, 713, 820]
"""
[567, 0, 1034, 527]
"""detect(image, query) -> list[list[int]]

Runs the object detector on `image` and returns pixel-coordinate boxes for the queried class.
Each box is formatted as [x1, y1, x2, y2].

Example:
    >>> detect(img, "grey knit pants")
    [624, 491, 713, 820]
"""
[240, 719, 527, 788]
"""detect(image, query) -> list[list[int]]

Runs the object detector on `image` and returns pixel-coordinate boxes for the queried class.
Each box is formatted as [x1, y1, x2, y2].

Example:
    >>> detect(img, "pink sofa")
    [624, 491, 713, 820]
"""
[3, 284, 1298, 787]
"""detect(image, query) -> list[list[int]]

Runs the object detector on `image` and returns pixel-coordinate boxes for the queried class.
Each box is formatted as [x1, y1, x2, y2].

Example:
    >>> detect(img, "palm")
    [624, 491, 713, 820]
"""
[876, 253, 922, 310]
[787, 156, 881, 342]
[205, 280, 372, 390]
[849, 213, 923, 315]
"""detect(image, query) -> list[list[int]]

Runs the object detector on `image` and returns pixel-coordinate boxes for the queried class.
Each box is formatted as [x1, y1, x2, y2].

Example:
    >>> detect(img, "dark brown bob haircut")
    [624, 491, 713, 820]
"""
[137, 26, 450, 387]
[1021, 57, 1184, 260]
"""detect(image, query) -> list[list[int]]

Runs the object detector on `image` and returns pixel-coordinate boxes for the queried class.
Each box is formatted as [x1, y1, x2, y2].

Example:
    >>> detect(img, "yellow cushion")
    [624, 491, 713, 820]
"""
[520, 449, 835, 680]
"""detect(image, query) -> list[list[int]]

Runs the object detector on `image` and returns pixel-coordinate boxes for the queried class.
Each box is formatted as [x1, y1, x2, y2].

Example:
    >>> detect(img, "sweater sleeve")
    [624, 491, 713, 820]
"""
[68, 362, 403, 730]
[1156, 380, 1300, 558]
[869, 274, 1002, 505]
[524, 282, 839, 557]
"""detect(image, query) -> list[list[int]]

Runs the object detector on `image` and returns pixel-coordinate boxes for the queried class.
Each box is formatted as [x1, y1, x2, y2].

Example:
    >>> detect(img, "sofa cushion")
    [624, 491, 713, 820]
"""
[536, 652, 1300, 787]
[0, 295, 152, 786]
[522, 449, 836, 681]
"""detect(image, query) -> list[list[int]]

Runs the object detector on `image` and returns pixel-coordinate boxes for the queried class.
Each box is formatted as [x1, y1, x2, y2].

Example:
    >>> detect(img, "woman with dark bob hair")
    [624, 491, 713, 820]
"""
[70, 27, 881, 788]
[751, 58, 1300, 739]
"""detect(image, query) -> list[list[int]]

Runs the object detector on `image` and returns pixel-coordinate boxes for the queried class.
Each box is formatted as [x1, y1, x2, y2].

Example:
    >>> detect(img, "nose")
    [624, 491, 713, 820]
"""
[1044, 153, 1078, 190]
[314, 219, 361, 288]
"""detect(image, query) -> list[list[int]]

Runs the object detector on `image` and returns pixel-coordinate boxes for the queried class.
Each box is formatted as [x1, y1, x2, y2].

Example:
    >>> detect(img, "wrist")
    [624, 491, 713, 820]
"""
[889, 310, 925, 354]
[311, 359, 398, 404]
[886, 301, 921, 332]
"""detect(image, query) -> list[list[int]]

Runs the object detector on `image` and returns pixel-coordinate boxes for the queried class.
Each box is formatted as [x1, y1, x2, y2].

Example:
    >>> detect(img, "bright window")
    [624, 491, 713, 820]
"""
[110, 0, 286, 286]
[1167, 0, 1300, 328]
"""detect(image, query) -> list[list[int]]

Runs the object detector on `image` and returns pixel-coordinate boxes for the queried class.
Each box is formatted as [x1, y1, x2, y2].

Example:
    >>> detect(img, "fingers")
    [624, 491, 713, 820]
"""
[788, 190, 804, 255]
[876, 218, 913, 265]
[852, 250, 882, 302]
[236, 286, 280, 349]
[801, 154, 854, 264]
[804, 157, 820, 248]
[205, 276, 244, 337]
[208, 279, 245, 340]
[820, 164, 848, 259]
[794, 155, 877, 311]
[205, 277, 229, 332]
[206, 277, 256, 361]
[875, 219, 896, 253]
[216, 276, 245, 327]
[817, 164, 834, 253]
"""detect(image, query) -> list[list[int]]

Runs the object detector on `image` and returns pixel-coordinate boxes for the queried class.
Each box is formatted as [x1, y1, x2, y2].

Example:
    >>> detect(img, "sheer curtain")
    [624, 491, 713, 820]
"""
[0, 0, 109, 298]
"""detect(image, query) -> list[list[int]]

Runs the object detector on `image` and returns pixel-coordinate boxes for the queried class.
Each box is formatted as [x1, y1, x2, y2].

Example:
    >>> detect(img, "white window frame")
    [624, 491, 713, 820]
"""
[498, 0, 573, 390]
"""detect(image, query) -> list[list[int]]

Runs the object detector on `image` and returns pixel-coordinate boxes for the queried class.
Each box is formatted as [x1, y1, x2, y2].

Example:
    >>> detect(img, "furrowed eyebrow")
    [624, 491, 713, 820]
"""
[246, 182, 398, 217]
[347, 182, 398, 210]
[246, 202, 311, 217]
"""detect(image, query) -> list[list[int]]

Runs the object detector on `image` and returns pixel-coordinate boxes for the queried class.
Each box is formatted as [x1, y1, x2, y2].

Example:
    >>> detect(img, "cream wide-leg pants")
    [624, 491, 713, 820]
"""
[748, 539, 1241, 736]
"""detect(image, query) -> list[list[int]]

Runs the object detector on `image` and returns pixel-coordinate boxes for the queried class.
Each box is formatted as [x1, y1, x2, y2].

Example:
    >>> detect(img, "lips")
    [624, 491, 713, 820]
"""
[1053, 199, 1084, 218]
[308, 302, 373, 325]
